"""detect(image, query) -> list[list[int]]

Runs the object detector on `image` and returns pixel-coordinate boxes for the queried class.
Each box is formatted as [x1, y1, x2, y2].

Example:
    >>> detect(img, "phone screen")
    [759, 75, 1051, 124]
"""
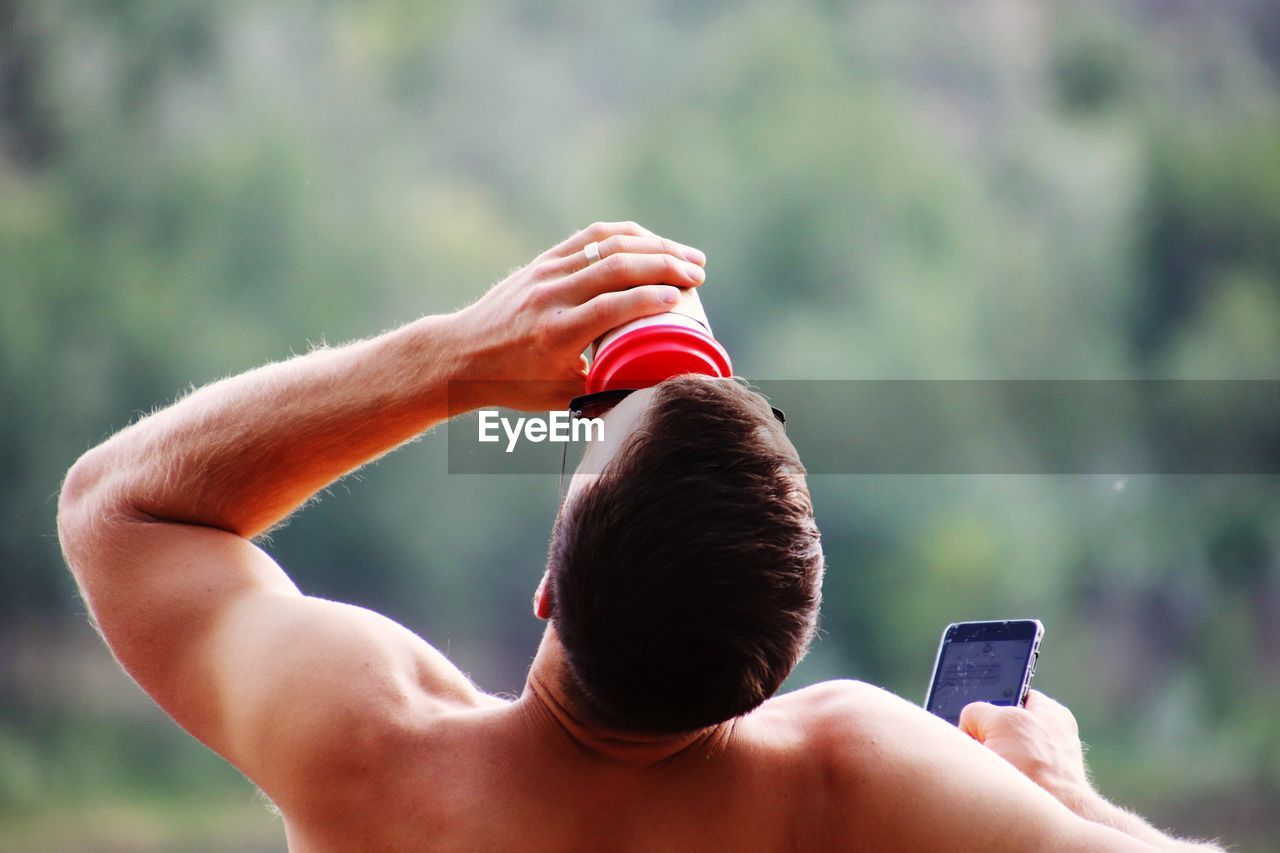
[925, 621, 1043, 725]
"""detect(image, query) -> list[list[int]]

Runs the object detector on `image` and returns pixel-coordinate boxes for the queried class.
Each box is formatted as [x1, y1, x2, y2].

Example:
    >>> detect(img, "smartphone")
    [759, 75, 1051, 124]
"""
[924, 619, 1044, 725]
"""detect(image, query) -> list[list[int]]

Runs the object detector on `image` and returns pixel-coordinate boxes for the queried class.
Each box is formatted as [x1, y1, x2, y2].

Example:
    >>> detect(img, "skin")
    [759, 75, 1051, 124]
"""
[57, 221, 1221, 852]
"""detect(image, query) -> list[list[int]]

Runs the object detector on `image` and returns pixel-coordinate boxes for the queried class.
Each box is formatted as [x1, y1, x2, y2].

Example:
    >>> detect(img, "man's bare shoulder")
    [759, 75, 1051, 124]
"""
[734, 680, 933, 786]
[750, 678, 929, 743]
[742, 680, 974, 804]
[742, 682, 1148, 851]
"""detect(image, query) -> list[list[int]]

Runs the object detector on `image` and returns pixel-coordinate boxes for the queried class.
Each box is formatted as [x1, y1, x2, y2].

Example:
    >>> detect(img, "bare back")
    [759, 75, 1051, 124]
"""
[285, 704, 810, 851]
[277, 679, 1141, 852]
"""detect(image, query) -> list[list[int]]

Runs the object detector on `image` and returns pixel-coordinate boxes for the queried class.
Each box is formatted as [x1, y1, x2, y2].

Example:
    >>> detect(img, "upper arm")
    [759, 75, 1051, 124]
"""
[61, 509, 484, 804]
[808, 681, 1158, 851]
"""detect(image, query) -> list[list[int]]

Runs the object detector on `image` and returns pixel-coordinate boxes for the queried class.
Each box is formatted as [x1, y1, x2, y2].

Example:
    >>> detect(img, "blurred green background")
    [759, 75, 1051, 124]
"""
[2, 0, 1279, 849]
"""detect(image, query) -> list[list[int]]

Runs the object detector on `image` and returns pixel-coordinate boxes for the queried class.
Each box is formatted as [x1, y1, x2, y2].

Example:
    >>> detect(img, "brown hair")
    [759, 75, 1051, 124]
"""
[547, 376, 824, 734]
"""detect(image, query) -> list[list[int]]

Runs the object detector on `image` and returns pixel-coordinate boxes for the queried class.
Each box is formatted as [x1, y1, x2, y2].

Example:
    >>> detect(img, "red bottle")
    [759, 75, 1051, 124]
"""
[585, 287, 733, 394]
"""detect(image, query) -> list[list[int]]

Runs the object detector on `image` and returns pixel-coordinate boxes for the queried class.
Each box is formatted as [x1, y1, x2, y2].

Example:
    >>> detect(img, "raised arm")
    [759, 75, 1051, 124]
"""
[56, 221, 706, 805]
[60, 222, 705, 538]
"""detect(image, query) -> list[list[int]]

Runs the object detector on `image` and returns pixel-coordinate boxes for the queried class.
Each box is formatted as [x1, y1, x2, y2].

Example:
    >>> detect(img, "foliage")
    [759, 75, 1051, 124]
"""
[1, 0, 1277, 848]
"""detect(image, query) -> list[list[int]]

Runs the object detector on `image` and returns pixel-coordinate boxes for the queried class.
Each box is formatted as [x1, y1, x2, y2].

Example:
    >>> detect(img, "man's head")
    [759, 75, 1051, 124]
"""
[538, 376, 824, 735]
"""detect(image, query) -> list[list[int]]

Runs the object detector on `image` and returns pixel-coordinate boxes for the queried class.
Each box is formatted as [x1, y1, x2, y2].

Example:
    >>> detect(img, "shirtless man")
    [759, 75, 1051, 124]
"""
[58, 222, 1220, 851]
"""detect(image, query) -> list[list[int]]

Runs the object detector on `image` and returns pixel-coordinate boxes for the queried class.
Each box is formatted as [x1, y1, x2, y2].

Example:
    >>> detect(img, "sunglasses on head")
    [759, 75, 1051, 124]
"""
[558, 387, 787, 508]
[568, 388, 786, 425]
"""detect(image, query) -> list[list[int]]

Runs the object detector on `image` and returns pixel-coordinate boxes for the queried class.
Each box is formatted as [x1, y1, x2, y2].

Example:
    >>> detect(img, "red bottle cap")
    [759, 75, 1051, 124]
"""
[585, 323, 733, 394]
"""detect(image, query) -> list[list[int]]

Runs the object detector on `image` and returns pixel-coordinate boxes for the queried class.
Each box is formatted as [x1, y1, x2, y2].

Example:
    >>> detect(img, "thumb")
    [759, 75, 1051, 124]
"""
[959, 701, 1006, 742]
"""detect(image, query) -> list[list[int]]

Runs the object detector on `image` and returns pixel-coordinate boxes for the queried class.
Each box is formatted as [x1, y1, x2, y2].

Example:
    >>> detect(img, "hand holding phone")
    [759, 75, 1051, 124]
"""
[924, 619, 1044, 725]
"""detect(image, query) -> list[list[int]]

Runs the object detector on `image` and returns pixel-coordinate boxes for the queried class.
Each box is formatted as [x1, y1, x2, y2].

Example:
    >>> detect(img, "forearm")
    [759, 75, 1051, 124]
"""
[63, 313, 472, 538]
[961, 695, 1225, 853]
[1063, 785, 1224, 852]
[60, 222, 708, 540]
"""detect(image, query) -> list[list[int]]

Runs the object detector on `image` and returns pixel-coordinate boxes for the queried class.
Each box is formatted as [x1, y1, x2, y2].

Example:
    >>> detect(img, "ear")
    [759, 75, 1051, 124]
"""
[532, 571, 553, 620]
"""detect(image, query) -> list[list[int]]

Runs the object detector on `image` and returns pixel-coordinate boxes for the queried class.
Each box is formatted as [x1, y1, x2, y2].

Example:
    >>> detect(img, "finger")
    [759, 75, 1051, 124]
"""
[543, 234, 706, 277]
[558, 284, 682, 345]
[548, 221, 657, 258]
[959, 701, 1007, 742]
[1023, 689, 1068, 711]
[1022, 690, 1079, 733]
[555, 251, 705, 305]
[1022, 690, 1067, 719]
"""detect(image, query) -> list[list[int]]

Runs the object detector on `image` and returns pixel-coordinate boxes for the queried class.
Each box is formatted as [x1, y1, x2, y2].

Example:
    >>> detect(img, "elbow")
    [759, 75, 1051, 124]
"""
[57, 448, 115, 571]
[59, 451, 98, 516]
